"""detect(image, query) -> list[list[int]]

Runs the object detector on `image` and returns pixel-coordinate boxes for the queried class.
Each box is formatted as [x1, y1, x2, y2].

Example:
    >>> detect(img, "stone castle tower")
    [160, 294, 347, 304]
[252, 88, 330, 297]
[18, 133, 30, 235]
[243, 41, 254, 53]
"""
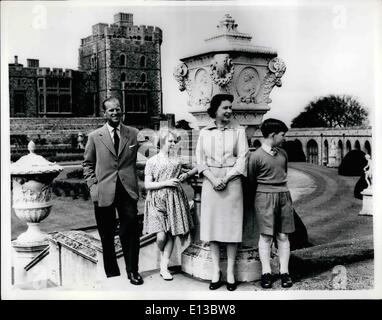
[78, 12, 163, 128]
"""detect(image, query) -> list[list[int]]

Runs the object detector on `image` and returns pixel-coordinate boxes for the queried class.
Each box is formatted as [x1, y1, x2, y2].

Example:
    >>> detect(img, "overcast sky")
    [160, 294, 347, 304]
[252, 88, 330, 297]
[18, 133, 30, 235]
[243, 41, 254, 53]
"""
[1, 0, 380, 126]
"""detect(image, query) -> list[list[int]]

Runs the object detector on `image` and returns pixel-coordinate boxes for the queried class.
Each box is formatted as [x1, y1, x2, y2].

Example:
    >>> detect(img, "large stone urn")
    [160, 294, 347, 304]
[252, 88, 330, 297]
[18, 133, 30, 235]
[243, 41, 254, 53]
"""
[174, 14, 285, 282]
[11, 141, 62, 285]
[174, 13, 286, 139]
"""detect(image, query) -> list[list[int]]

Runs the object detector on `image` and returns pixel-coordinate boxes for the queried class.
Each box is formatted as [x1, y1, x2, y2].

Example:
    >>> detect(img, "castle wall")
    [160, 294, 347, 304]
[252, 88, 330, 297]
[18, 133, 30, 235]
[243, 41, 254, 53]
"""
[251, 127, 373, 166]
[9, 65, 38, 117]
[10, 13, 163, 128]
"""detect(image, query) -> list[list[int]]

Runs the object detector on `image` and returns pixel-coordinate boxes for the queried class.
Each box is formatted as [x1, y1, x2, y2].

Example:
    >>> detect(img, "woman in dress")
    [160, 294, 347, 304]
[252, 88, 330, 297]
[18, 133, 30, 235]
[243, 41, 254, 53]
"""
[196, 94, 249, 291]
[143, 129, 197, 280]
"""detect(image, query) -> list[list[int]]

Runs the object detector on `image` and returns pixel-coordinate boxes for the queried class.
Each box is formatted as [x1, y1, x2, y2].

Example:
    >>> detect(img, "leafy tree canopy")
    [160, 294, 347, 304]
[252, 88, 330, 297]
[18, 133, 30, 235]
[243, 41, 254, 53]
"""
[291, 95, 368, 128]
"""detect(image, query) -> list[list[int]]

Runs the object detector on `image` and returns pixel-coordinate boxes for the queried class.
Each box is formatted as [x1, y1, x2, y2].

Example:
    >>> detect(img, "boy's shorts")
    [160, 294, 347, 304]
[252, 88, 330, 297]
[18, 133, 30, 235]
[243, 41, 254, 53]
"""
[254, 191, 295, 236]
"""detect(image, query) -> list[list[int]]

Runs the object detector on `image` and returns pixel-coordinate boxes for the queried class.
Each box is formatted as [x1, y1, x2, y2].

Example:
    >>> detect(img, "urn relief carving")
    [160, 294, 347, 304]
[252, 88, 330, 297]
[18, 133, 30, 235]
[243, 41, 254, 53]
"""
[210, 53, 234, 87]
[193, 68, 212, 107]
[236, 67, 260, 103]
[257, 57, 286, 104]
[173, 62, 189, 92]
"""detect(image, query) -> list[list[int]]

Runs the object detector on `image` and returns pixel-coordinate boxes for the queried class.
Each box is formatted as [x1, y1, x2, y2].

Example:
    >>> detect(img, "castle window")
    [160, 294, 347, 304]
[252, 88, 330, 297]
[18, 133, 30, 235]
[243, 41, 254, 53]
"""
[39, 94, 44, 113]
[59, 95, 71, 112]
[14, 91, 26, 114]
[46, 94, 59, 112]
[38, 79, 44, 87]
[124, 93, 147, 113]
[120, 54, 126, 66]
[60, 78, 70, 88]
[46, 78, 58, 88]
[91, 55, 97, 69]
[140, 56, 146, 67]
[140, 73, 147, 83]
[120, 72, 126, 82]
[137, 36, 141, 40]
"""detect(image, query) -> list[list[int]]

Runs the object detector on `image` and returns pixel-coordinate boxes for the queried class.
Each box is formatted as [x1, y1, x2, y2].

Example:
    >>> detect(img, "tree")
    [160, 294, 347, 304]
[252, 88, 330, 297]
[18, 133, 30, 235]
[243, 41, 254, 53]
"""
[291, 95, 368, 128]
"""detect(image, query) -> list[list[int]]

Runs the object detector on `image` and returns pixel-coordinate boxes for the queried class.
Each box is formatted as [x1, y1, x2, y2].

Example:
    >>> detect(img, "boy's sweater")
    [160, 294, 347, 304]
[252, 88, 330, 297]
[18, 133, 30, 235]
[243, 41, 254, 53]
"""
[248, 147, 289, 192]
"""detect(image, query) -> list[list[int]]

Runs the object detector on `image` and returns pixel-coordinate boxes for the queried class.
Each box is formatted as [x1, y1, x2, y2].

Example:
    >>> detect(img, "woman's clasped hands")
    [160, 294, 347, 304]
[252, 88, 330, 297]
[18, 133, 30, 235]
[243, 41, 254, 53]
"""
[212, 177, 226, 191]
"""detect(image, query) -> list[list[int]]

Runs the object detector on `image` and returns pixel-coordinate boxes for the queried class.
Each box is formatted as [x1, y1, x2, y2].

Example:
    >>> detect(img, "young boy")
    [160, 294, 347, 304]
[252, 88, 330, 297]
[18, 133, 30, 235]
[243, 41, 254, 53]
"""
[248, 118, 295, 289]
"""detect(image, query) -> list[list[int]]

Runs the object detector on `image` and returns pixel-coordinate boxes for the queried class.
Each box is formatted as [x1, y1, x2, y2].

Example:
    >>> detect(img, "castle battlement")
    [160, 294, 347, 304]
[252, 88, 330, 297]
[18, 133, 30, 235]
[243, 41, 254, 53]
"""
[106, 24, 162, 40]
[37, 67, 74, 77]
[80, 13, 162, 47]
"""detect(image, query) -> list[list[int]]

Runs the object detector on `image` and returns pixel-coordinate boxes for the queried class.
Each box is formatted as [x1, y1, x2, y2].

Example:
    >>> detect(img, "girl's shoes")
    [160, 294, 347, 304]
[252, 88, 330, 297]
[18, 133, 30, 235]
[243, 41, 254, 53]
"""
[159, 254, 173, 280]
[160, 269, 173, 281]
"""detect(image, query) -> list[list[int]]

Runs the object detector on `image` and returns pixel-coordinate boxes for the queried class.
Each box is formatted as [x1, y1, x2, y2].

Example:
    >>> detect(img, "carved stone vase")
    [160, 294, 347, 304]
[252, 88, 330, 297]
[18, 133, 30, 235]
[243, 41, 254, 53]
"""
[11, 141, 62, 244]
[173, 13, 286, 137]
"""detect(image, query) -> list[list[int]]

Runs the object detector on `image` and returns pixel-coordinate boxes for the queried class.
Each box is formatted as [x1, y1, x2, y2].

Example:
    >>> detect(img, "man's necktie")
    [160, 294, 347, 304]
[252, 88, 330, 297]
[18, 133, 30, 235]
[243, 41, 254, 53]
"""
[271, 147, 277, 156]
[113, 128, 119, 154]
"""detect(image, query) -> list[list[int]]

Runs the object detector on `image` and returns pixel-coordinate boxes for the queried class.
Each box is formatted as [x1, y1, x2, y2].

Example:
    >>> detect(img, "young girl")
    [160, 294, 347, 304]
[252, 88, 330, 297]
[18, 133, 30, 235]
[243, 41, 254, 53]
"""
[143, 129, 197, 280]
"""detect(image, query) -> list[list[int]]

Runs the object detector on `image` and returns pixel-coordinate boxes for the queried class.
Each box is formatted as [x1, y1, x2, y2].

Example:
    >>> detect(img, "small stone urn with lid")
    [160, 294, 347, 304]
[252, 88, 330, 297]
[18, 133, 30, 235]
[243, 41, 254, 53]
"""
[11, 141, 63, 245]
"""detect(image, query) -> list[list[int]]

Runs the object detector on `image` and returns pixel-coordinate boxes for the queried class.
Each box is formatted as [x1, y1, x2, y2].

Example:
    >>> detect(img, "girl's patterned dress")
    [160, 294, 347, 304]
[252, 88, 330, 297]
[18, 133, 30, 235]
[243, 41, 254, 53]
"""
[143, 152, 194, 236]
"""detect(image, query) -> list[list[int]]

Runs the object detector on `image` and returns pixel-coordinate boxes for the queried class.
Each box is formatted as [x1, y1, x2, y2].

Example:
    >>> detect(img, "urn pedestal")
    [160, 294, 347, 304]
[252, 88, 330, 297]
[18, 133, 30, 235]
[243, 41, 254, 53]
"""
[181, 177, 279, 282]
[11, 141, 62, 285]
[327, 155, 338, 168]
[359, 188, 373, 216]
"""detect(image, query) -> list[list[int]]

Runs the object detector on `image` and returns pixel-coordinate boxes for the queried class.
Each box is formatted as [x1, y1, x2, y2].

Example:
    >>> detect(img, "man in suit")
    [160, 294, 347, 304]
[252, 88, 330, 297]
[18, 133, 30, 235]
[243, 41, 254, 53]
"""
[83, 97, 143, 285]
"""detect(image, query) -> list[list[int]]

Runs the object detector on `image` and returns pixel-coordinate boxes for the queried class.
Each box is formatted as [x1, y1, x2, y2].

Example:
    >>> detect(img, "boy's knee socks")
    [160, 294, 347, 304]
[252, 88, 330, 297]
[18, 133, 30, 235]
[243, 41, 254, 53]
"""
[277, 238, 290, 274]
[258, 238, 272, 274]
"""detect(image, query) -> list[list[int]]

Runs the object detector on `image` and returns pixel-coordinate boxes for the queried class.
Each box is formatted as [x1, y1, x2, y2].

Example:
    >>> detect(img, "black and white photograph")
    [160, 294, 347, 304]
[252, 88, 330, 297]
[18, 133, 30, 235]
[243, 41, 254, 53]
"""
[1, 0, 381, 302]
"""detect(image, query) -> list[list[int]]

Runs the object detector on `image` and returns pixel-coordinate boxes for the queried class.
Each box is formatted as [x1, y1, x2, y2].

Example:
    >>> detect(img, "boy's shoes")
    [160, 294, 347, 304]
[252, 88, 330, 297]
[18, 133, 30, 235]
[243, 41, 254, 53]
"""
[260, 273, 273, 289]
[280, 273, 293, 288]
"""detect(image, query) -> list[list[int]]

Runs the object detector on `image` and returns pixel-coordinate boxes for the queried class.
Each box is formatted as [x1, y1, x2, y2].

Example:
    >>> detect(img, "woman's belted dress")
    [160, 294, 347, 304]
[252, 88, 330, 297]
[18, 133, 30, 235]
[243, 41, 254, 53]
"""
[196, 121, 248, 243]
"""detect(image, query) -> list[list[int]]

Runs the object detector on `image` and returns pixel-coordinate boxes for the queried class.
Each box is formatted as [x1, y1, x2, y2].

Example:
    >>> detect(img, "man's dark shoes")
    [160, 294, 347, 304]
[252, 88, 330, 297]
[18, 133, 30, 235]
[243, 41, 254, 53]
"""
[280, 273, 293, 288]
[260, 273, 273, 289]
[209, 271, 223, 290]
[127, 272, 144, 285]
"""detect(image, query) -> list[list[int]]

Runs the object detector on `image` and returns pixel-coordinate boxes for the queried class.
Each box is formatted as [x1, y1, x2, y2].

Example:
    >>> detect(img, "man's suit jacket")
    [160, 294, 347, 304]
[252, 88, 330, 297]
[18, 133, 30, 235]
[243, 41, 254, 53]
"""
[83, 123, 139, 207]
